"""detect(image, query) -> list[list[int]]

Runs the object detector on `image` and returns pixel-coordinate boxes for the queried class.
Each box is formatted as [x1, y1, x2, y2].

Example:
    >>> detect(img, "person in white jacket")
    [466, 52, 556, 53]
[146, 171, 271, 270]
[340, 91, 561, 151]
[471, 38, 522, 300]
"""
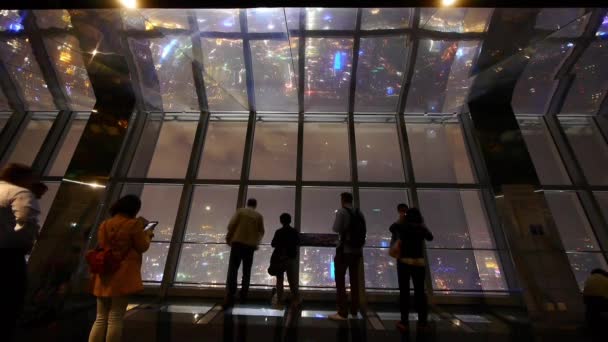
[0, 163, 41, 341]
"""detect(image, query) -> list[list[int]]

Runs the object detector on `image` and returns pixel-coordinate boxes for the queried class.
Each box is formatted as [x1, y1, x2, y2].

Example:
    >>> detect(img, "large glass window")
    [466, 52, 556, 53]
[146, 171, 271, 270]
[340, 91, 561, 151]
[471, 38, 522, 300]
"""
[407, 120, 475, 183]
[250, 40, 298, 112]
[183, 185, 239, 243]
[560, 117, 608, 185]
[301, 187, 351, 234]
[141, 242, 170, 282]
[193, 9, 241, 32]
[406, 40, 481, 113]
[0, 38, 55, 111]
[304, 38, 354, 112]
[355, 122, 405, 182]
[249, 119, 298, 181]
[201, 38, 248, 111]
[132, 115, 198, 179]
[300, 247, 335, 288]
[198, 119, 248, 180]
[355, 37, 409, 113]
[535, 8, 587, 37]
[517, 117, 571, 185]
[46, 113, 89, 177]
[304, 8, 357, 30]
[361, 8, 412, 30]
[302, 120, 350, 181]
[595, 192, 608, 222]
[2, 113, 56, 167]
[0, 111, 12, 133]
[148, 36, 199, 112]
[121, 183, 183, 242]
[419, 8, 493, 33]
[38, 182, 60, 227]
[544, 191, 607, 289]
[418, 189, 506, 291]
[247, 186, 295, 244]
[359, 188, 408, 247]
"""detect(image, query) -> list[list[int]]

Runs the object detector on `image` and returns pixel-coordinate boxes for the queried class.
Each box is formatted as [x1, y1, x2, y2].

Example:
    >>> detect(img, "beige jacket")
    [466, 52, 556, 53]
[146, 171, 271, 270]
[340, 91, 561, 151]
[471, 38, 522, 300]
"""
[226, 207, 264, 248]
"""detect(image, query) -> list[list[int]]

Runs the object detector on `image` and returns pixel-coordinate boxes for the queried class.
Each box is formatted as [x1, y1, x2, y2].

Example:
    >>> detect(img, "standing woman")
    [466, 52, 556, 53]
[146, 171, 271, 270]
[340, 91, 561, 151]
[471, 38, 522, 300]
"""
[390, 207, 433, 332]
[88, 195, 153, 342]
[0, 163, 40, 341]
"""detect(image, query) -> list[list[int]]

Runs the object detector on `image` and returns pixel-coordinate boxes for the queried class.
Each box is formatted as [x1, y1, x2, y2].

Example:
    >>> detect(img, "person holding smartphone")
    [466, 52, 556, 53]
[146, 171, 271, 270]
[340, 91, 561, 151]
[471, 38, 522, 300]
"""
[88, 195, 154, 342]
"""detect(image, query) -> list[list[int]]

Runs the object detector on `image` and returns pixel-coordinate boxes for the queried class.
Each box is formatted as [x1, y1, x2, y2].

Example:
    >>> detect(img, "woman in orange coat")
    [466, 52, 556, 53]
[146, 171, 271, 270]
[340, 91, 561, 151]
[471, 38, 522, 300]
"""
[88, 195, 153, 342]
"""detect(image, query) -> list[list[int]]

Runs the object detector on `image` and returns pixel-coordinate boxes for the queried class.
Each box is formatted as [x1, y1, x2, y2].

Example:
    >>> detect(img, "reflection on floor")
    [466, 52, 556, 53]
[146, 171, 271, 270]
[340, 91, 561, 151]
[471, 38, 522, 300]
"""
[16, 299, 604, 342]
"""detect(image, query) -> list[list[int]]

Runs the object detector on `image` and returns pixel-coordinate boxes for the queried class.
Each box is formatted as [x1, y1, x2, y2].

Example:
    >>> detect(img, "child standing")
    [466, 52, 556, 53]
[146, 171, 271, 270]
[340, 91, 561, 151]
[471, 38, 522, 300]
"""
[269, 213, 300, 308]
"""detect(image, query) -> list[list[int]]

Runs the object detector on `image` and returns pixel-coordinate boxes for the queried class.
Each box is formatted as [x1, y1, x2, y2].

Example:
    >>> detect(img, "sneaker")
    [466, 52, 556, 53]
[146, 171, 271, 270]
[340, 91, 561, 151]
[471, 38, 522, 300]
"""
[328, 313, 348, 321]
[396, 321, 409, 333]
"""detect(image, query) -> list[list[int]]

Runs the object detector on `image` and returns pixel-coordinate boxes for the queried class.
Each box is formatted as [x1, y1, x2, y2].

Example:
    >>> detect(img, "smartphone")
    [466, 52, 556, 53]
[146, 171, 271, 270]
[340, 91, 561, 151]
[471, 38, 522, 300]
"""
[144, 221, 159, 232]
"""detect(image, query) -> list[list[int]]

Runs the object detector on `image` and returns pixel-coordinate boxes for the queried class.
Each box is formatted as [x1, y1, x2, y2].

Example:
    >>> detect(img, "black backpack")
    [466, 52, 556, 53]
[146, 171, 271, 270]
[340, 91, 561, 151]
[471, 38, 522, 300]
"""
[345, 208, 366, 248]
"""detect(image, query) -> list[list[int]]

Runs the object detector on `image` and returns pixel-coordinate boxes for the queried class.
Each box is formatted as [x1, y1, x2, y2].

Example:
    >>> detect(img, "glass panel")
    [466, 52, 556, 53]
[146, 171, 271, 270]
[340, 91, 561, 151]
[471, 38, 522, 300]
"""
[512, 42, 574, 115]
[361, 8, 412, 30]
[44, 35, 96, 111]
[34, 10, 72, 29]
[250, 121, 298, 181]
[250, 40, 298, 112]
[359, 188, 408, 247]
[597, 13, 608, 37]
[355, 122, 405, 182]
[176, 243, 230, 284]
[0, 38, 55, 111]
[473, 250, 508, 291]
[419, 8, 492, 33]
[140, 117, 198, 179]
[300, 247, 335, 287]
[544, 191, 600, 252]
[47, 113, 89, 177]
[0, 112, 11, 131]
[561, 42, 608, 114]
[3, 114, 55, 167]
[121, 184, 183, 242]
[247, 8, 290, 33]
[560, 117, 608, 185]
[364, 248, 398, 289]
[304, 8, 356, 30]
[535, 8, 587, 37]
[39, 182, 60, 227]
[141, 242, 170, 282]
[302, 121, 350, 181]
[595, 192, 608, 222]
[428, 249, 482, 291]
[301, 187, 351, 234]
[418, 189, 494, 249]
[247, 186, 295, 244]
[355, 37, 408, 113]
[184, 185, 239, 243]
[304, 38, 354, 112]
[193, 9, 240, 32]
[201, 38, 247, 111]
[407, 122, 475, 183]
[198, 120, 247, 179]
[148, 36, 199, 112]
[517, 117, 571, 185]
[406, 40, 480, 113]
[0, 10, 22, 32]
[123, 9, 189, 30]
[566, 252, 608, 290]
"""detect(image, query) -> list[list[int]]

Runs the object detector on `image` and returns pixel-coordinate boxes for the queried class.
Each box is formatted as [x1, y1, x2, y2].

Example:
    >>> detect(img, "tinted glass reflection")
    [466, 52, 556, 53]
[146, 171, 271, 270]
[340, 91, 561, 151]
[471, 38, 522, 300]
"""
[364, 248, 398, 288]
[193, 9, 240, 32]
[3, 114, 55, 167]
[561, 42, 608, 114]
[123, 9, 189, 30]
[302, 121, 350, 181]
[544, 191, 600, 251]
[300, 247, 335, 287]
[566, 252, 608, 290]
[361, 8, 412, 30]
[304, 38, 353, 112]
[247, 186, 295, 244]
[183, 185, 239, 243]
[250, 121, 298, 181]
[359, 188, 408, 247]
[34, 10, 72, 29]
[427, 249, 482, 291]
[355, 123, 405, 182]
[419, 8, 492, 33]
[141, 242, 169, 282]
[301, 187, 351, 234]
[560, 117, 608, 185]
[39, 182, 60, 227]
[535, 8, 587, 37]
[355, 37, 408, 113]
[144, 118, 198, 179]
[304, 8, 356, 30]
[201, 38, 248, 111]
[47, 114, 88, 177]
[595, 192, 608, 222]
[406, 40, 480, 113]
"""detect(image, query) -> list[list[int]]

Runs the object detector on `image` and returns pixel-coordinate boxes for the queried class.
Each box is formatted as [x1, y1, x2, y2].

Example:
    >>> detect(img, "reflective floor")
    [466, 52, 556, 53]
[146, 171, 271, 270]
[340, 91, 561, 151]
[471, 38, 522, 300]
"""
[16, 299, 603, 342]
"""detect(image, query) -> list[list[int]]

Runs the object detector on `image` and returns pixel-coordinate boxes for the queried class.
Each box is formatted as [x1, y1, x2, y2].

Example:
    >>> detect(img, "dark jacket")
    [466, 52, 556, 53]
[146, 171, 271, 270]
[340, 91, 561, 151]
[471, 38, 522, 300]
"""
[389, 219, 433, 259]
[271, 226, 300, 259]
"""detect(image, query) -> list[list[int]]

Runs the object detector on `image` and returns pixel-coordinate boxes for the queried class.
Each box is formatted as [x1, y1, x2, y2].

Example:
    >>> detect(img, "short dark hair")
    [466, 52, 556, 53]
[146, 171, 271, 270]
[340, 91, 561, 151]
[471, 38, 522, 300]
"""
[110, 194, 141, 218]
[0, 163, 35, 188]
[247, 198, 257, 208]
[340, 192, 353, 204]
[405, 207, 423, 224]
[31, 182, 48, 198]
[591, 268, 608, 277]
[397, 203, 409, 212]
[280, 213, 291, 226]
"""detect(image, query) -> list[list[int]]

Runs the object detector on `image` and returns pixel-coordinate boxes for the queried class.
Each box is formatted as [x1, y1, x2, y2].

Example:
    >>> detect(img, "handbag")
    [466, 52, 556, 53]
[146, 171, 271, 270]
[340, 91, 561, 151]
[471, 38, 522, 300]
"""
[388, 240, 401, 259]
[86, 224, 127, 275]
[268, 249, 290, 276]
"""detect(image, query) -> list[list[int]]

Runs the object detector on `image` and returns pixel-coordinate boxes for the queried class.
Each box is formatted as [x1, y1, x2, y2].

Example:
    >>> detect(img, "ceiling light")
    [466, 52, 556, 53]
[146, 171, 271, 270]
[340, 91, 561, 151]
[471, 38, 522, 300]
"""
[442, 0, 457, 6]
[119, 0, 137, 9]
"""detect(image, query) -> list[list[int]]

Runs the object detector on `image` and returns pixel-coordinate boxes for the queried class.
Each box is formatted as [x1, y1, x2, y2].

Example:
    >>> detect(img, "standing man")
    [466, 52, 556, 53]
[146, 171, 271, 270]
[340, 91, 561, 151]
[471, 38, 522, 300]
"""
[329, 192, 366, 321]
[224, 198, 264, 308]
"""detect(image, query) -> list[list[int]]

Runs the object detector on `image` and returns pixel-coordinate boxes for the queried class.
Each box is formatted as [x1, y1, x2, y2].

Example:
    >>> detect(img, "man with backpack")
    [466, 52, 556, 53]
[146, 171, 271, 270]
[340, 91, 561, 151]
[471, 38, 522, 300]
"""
[329, 192, 366, 321]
